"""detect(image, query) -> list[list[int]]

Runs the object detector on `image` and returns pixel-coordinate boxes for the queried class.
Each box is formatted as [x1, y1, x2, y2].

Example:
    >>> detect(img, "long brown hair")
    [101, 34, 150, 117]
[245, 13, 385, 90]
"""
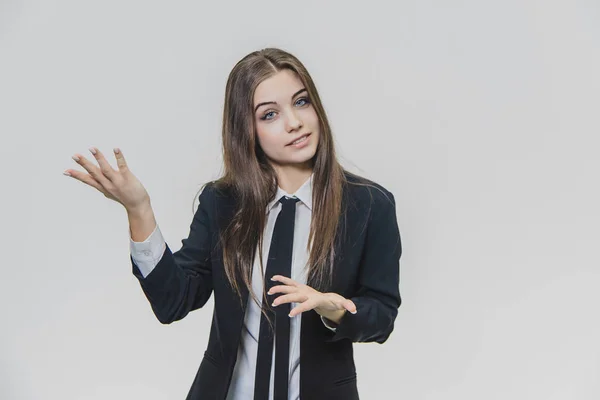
[196, 48, 365, 323]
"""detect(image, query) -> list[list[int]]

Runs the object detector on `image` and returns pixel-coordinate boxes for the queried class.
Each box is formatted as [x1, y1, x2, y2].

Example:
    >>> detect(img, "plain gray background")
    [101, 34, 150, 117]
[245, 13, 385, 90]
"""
[1, 0, 598, 399]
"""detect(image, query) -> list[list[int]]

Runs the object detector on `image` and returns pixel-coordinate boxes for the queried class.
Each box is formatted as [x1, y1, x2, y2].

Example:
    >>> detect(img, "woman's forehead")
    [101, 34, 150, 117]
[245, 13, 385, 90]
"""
[254, 70, 304, 104]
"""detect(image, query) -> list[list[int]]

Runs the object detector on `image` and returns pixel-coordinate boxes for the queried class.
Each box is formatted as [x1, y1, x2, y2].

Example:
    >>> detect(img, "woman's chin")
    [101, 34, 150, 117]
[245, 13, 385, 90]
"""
[274, 155, 315, 168]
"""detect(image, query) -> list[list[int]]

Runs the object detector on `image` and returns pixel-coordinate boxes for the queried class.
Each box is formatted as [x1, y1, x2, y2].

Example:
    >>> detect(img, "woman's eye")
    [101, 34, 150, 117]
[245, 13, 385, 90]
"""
[261, 111, 276, 120]
[296, 97, 310, 106]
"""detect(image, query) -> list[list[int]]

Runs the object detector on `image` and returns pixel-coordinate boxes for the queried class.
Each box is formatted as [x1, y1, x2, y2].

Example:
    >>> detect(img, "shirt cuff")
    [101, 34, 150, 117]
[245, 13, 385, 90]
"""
[320, 315, 338, 332]
[129, 224, 166, 278]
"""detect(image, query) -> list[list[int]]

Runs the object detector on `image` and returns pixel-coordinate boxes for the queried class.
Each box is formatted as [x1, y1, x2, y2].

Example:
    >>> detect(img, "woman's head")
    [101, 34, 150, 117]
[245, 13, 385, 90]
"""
[213, 48, 347, 314]
[253, 68, 319, 172]
[221, 48, 337, 185]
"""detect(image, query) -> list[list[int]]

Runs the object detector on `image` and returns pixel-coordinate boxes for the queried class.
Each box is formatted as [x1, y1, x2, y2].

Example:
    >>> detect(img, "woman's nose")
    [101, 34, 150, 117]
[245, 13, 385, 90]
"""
[286, 112, 303, 131]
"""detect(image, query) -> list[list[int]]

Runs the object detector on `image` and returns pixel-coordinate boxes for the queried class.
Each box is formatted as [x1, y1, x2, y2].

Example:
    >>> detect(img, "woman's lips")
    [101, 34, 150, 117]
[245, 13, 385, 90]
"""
[286, 133, 311, 146]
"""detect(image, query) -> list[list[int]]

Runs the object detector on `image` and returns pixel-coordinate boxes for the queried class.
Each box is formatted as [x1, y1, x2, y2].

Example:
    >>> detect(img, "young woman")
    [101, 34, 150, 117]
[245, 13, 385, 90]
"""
[64, 48, 402, 400]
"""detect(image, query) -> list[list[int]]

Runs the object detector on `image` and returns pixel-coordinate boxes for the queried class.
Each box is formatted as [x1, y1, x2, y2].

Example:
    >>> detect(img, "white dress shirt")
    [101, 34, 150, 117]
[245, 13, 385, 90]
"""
[130, 174, 337, 400]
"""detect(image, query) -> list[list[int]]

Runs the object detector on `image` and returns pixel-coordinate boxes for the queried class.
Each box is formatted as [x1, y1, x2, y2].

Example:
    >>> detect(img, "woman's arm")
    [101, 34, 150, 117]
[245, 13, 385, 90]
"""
[130, 184, 216, 324]
[325, 191, 402, 344]
[127, 202, 158, 242]
[65, 147, 213, 325]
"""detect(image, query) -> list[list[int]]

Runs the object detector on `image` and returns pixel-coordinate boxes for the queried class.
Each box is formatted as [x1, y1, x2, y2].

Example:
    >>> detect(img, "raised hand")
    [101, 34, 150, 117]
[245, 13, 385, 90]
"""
[64, 147, 150, 212]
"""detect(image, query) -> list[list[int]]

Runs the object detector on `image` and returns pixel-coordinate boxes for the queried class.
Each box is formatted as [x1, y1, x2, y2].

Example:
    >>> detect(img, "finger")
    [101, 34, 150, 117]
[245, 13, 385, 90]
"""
[72, 153, 112, 188]
[267, 285, 296, 295]
[112, 147, 129, 172]
[272, 293, 309, 307]
[88, 147, 117, 182]
[289, 299, 318, 317]
[270, 275, 299, 286]
[64, 169, 106, 194]
[343, 299, 357, 314]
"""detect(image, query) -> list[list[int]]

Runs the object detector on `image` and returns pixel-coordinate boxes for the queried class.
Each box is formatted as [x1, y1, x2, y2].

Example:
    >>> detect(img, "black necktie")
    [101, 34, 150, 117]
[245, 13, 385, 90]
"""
[254, 196, 300, 400]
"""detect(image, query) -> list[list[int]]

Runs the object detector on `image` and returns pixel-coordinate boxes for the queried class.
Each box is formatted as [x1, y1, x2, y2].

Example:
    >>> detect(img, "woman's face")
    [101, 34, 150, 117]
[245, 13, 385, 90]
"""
[253, 69, 320, 168]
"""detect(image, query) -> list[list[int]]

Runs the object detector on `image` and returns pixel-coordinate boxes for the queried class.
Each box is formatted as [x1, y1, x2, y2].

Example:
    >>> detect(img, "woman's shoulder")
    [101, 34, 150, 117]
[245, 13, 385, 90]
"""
[199, 178, 234, 197]
[195, 179, 236, 212]
[342, 170, 396, 209]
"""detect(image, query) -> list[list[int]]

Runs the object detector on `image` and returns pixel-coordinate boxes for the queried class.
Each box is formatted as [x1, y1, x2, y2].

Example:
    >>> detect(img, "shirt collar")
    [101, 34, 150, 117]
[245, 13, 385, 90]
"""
[267, 173, 313, 212]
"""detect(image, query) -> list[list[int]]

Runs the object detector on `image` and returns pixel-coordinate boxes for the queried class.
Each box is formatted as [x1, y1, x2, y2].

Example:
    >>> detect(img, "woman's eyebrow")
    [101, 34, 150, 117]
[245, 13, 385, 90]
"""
[254, 88, 307, 112]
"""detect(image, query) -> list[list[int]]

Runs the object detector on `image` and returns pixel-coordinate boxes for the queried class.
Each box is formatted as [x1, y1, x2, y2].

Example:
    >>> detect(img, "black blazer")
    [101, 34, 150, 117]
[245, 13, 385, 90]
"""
[131, 172, 402, 400]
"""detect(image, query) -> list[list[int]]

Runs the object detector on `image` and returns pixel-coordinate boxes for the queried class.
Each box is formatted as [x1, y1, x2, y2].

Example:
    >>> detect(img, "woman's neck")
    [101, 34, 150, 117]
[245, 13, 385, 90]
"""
[273, 164, 313, 194]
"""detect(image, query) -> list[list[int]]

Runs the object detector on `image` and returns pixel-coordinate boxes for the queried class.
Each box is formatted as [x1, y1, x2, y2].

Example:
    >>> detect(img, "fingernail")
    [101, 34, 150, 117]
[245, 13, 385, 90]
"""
[113, 148, 120, 154]
[272, 302, 277, 307]
[350, 310, 357, 314]
[270, 277, 276, 281]
[288, 314, 293, 318]
[89, 147, 97, 155]
[63, 170, 71, 177]
[72, 155, 80, 162]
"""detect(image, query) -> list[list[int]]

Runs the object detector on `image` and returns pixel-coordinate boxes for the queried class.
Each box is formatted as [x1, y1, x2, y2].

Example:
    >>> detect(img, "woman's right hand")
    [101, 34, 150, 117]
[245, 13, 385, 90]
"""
[65, 147, 150, 212]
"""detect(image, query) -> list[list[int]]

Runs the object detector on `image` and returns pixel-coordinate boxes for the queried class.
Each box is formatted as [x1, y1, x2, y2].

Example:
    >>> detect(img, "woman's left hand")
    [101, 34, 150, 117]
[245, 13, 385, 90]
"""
[269, 275, 357, 319]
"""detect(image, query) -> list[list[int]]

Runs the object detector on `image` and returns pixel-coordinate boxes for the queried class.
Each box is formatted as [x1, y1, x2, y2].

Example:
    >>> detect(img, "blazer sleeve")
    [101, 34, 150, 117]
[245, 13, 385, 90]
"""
[326, 190, 402, 344]
[130, 183, 215, 324]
